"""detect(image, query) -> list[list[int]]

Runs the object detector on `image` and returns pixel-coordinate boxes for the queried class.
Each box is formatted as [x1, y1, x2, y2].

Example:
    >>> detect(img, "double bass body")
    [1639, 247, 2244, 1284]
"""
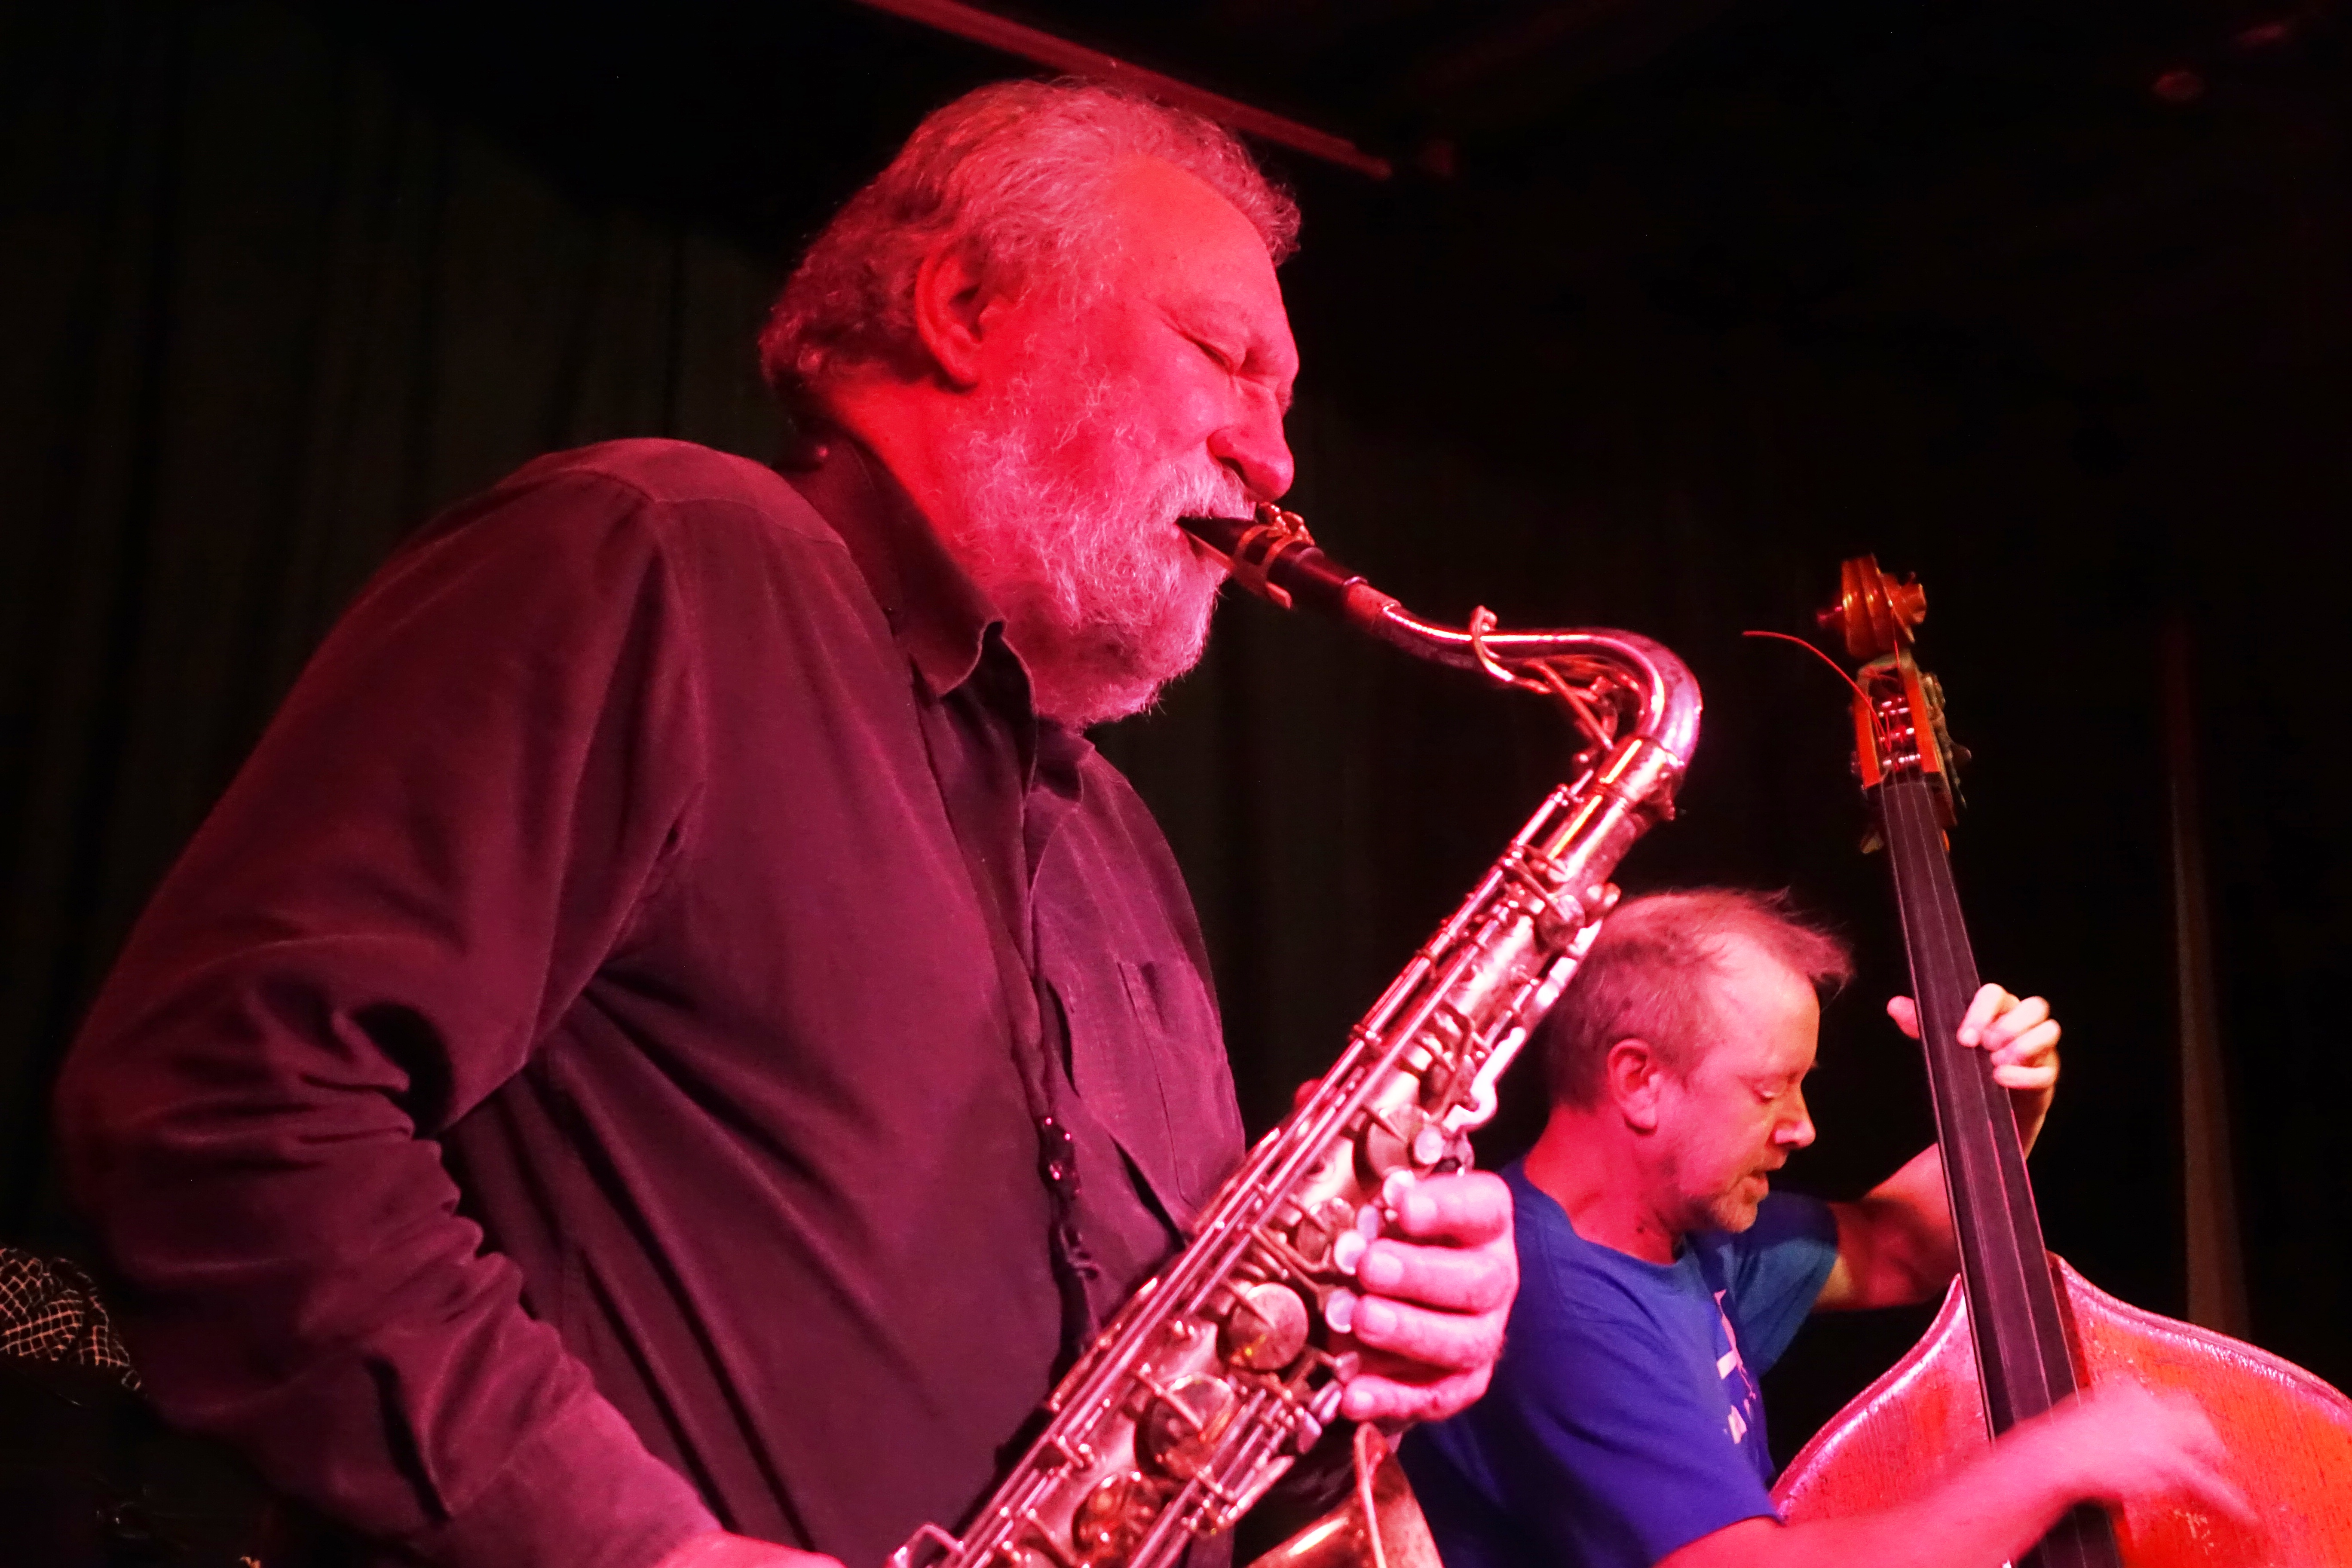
[1775, 1256, 2352, 1562]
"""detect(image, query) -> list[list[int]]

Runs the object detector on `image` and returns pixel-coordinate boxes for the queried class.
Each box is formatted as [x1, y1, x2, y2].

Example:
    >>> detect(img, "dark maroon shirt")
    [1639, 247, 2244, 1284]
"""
[55, 438, 1247, 1568]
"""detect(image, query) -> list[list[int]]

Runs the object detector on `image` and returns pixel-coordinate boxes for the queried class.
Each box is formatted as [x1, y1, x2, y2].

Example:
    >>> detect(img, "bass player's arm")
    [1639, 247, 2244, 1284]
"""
[1660, 1381, 2248, 1568]
[1815, 983, 2059, 1312]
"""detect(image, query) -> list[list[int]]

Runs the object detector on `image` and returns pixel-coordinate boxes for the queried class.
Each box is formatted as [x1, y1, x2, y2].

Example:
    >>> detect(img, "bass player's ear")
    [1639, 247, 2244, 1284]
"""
[1606, 1038, 1669, 1133]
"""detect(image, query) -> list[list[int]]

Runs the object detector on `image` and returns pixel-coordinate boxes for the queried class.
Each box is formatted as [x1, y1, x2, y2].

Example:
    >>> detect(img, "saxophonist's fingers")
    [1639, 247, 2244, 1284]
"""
[1356, 1235, 1513, 1315]
[1340, 1360, 1493, 1424]
[1340, 1173, 1516, 1421]
[1348, 1292, 1507, 1376]
[1386, 1169, 1513, 1246]
[1356, 1169, 1516, 1315]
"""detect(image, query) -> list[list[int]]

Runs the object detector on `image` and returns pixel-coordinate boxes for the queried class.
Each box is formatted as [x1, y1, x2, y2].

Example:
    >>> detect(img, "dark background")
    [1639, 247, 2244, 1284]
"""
[4, 0, 2347, 1491]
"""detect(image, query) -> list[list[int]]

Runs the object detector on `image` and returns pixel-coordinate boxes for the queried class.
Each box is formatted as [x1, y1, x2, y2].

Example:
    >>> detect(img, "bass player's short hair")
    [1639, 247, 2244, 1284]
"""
[1537, 888, 1855, 1108]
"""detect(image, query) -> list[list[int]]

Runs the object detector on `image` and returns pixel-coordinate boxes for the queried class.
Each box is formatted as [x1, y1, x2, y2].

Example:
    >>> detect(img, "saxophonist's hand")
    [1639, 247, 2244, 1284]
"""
[1341, 1170, 1517, 1424]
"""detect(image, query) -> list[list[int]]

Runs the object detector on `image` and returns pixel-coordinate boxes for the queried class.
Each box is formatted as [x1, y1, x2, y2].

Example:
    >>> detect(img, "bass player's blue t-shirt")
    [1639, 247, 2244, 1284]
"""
[1400, 1159, 1840, 1568]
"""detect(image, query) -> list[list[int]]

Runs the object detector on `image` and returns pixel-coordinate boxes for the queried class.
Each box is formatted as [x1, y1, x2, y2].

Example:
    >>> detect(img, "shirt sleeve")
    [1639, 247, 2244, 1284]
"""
[1720, 1192, 1841, 1373]
[53, 464, 721, 1568]
[1409, 1273, 1780, 1568]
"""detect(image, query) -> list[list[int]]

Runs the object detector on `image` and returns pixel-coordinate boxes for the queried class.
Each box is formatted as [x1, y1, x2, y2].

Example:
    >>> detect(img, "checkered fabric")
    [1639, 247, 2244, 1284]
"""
[0, 1248, 139, 1388]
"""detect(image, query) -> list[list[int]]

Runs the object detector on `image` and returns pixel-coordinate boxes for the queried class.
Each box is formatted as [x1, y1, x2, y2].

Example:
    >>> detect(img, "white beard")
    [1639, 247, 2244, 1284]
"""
[942, 368, 1246, 727]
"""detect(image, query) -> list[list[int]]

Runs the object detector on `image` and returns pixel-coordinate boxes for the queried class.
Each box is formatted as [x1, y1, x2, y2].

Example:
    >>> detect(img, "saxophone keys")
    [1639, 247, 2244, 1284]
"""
[1072, 1471, 1168, 1567]
[1357, 1110, 1419, 1184]
[1290, 1370, 1354, 1454]
[1137, 1375, 1239, 1479]
[1286, 1197, 1354, 1270]
[1222, 1281, 1312, 1371]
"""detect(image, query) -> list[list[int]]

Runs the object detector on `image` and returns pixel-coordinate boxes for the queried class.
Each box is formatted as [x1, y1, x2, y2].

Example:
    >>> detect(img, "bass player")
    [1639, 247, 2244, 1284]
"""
[1401, 888, 2248, 1568]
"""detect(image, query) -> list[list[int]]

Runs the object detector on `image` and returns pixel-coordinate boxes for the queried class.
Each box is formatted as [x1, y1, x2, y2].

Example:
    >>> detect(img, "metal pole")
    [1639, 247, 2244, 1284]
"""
[851, 0, 1393, 178]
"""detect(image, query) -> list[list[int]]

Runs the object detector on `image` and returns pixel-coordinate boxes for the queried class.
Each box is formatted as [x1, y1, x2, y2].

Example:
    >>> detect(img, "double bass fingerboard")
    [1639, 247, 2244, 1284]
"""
[1878, 773, 2122, 1568]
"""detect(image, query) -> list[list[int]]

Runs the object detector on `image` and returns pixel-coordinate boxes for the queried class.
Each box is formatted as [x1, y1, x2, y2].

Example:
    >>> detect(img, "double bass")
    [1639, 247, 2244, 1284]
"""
[1769, 558, 2352, 1564]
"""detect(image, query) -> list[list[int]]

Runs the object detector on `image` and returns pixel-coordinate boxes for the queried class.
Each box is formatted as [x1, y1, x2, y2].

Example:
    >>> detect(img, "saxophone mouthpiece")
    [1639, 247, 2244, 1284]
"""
[1179, 505, 1398, 629]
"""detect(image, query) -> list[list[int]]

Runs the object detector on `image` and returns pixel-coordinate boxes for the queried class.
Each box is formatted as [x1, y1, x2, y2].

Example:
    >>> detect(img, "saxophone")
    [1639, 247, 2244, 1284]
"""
[891, 506, 1702, 1568]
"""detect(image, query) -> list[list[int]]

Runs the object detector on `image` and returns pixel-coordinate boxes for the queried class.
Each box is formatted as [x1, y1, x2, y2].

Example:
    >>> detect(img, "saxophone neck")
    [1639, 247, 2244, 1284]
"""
[1179, 505, 1703, 767]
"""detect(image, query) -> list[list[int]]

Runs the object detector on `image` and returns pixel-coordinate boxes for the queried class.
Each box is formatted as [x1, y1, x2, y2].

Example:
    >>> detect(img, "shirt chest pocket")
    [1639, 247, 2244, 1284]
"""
[1058, 954, 1243, 1225]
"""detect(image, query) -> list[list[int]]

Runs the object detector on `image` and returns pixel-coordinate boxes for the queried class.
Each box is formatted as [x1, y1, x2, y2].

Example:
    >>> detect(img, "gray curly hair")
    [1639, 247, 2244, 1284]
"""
[759, 79, 1299, 400]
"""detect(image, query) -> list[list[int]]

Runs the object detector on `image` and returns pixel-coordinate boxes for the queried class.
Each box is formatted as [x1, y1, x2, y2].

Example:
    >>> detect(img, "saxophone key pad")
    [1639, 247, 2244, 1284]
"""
[1072, 1470, 1167, 1568]
[1137, 1375, 1238, 1479]
[1219, 1281, 1310, 1371]
[1299, 1199, 1355, 1266]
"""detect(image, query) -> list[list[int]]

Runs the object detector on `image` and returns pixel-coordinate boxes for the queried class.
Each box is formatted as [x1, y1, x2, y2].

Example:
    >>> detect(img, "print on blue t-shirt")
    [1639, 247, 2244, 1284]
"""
[1400, 1158, 1841, 1568]
[1711, 1283, 1763, 1455]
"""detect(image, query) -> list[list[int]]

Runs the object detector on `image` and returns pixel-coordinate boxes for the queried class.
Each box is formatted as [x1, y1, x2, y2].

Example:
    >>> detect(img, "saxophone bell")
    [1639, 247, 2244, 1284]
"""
[1248, 1427, 1441, 1568]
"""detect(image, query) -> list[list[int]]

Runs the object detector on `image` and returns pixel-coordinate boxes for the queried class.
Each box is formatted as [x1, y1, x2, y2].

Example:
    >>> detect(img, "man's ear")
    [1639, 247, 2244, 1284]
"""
[1605, 1039, 1668, 1133]
[910, 242, 1001, 389]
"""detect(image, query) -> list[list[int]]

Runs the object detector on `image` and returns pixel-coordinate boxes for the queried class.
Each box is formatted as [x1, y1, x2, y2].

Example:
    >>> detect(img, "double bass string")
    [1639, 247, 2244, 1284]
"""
[1889, 778, 2064, 1420]
[1882, 774, 2118, 1568]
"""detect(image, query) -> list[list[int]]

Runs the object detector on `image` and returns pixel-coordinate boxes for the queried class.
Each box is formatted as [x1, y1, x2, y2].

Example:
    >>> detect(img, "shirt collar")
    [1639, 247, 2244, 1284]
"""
[778, 423, 1103, 794]
[779, 424, 1000, 702]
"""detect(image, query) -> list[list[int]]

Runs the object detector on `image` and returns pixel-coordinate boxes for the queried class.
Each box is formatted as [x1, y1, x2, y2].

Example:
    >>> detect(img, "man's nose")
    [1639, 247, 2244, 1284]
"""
[1776, 1090, 1817, 1149]
[1209, 401, 1295, 501]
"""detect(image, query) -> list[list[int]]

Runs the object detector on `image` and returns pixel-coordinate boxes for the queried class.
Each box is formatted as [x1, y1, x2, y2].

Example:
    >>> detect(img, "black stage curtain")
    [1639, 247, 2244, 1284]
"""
[6, 0, 2349, 1484]
[0, 0, 784, 1223]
